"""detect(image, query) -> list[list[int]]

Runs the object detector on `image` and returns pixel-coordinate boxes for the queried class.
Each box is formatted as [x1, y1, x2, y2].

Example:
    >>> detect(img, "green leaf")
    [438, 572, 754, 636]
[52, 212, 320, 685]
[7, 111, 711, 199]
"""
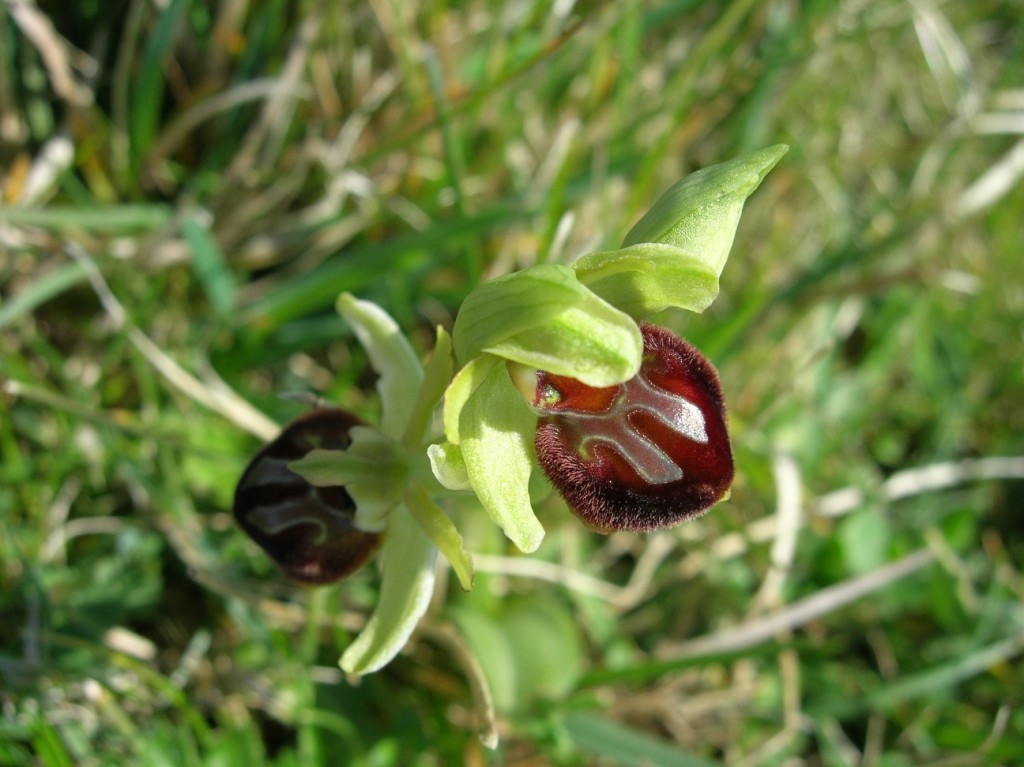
[182, 213, 236, 318]
[459, 360, 544, 552]
[838, 508, 891, 576]
[622, 144, 788, 278]
[404, 483, 474, 590]
[572, 242, 720, 318]
[290, 426, 406, 532]
[337, 293, 423, 440]
[452, 264, 642, 387]
[339, 508, 437, 675]
[563, 712, 720, 767]
[502, 596, 584, 703]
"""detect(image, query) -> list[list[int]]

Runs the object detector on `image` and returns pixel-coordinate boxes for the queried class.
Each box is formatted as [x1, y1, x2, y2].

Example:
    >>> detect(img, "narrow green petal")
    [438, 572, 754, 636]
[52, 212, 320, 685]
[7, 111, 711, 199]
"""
[340, 508, 437, 675]
[402, 326, 453, 448]
[428, 441, 472, 490]
[404, 483, 474, 590]
[459, 361, 544, 553]
[337, 293, 423, 440]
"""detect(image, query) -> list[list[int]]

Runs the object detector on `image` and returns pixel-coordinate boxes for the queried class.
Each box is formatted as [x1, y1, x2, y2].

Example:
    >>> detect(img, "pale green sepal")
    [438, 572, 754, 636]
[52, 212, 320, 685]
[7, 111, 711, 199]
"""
[402, 326, 453, 448]
[452, 264, 586, 364]
[460, 361, 544, 553]
[442, 354, 499, 445]
[289, 426, 405, 533]
[572, 242, 720, 318]
[404, 483, 474, 590]
[337, 293, 424, 440]
[427, 441, 472, 490]
[622, 145, 788, 278]
[340, 507, 437, 674]
[452, 264, 642, 387]
[483, 297, 642, 388]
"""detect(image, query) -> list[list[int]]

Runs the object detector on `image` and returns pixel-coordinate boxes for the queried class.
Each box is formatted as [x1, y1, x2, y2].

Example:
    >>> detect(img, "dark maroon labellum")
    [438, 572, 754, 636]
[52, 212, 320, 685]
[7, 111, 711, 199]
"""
[532, 322, 733, 532]
[233, 408, 382, 585]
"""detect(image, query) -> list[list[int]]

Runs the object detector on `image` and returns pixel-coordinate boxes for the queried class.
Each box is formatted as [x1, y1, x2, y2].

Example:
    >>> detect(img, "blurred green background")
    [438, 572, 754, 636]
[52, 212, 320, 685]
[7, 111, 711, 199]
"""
[2, 1, 1022, 764]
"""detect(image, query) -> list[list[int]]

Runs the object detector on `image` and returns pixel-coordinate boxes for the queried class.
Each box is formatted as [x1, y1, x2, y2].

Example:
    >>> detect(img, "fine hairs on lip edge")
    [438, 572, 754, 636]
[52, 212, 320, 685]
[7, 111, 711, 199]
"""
[533, 322, 733, 533]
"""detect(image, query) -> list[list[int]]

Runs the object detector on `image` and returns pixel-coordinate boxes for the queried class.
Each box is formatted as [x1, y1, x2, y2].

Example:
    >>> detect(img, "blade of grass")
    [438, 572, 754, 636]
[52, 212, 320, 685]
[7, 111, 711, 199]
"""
[564, 711, 720, 767]
[0, 262, 87, 330]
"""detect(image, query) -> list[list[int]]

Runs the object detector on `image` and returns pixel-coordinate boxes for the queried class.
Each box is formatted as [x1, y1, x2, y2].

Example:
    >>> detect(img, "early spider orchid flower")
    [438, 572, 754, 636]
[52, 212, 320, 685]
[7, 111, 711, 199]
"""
[234, 145, 787, 675]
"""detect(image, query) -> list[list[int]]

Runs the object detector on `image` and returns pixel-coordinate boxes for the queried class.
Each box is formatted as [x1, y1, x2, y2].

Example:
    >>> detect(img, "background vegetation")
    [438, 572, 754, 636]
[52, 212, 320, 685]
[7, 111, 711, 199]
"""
[2, 0, 1022, 764]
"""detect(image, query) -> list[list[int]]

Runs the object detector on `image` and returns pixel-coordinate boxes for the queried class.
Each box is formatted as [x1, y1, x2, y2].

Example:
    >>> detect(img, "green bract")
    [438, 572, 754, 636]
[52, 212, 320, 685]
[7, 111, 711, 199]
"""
[620, 144, 788, 278]
[571, 243, 720, 318]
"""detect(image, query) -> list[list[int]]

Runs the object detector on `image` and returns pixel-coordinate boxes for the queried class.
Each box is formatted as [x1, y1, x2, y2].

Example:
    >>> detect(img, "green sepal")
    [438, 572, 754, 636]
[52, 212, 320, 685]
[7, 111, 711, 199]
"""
[443, 355, 500, 445]
[572, 243, 720, 318]
[452, 264, 642, 387]
[337, 293, 423, 440]
[404, 483, 474, 590]
[622, 145, 788, 278]
[289, 426, 405, 533]
[458, 360, 544, 553]
[340, 507, 437, 675]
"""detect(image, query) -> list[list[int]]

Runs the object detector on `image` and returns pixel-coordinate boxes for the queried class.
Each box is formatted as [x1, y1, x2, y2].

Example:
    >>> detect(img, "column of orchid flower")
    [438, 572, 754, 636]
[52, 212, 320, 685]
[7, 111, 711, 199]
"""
[232, 146, 788, 675]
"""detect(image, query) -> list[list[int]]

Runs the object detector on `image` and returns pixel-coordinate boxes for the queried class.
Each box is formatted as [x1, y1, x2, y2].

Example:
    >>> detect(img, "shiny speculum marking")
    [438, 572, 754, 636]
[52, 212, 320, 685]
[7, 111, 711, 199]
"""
[556, 373, 709, 486]
[233, 408, 381, 585]
[238, 453, 354, 544]
[532, 322, 734, 532]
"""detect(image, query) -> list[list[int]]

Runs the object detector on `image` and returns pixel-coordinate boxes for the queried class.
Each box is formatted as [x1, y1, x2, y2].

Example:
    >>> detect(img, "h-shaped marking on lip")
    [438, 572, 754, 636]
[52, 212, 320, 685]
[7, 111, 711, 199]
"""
[557, 376, 708, 486]
[241, 455, 353, 542]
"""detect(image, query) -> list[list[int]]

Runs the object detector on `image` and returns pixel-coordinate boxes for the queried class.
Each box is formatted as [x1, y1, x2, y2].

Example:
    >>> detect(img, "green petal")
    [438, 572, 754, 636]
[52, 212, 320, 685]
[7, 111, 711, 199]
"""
[572, 242, 720, 318]
[339, 507, 437, 675]
[404, 483, 474, 590]
[459, 360, 544, 553]
[401, 326, 453, 448]
[452, 265, 642, 387]
[622, 145, 788, 278]
[337, 293, 423, 440]
[427, 441, 472, 491]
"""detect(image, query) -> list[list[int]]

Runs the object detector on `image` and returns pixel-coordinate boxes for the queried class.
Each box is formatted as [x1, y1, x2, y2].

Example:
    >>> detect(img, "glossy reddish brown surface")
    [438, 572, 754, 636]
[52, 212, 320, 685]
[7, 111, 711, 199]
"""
[233, 408, 381, 584]
[532, 323, 733, 532]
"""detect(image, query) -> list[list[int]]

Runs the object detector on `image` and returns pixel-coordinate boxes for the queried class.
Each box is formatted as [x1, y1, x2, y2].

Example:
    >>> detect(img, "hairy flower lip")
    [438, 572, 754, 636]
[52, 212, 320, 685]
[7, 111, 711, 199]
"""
[233, 408, 382, 585]
[533, 322, 734, 533]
